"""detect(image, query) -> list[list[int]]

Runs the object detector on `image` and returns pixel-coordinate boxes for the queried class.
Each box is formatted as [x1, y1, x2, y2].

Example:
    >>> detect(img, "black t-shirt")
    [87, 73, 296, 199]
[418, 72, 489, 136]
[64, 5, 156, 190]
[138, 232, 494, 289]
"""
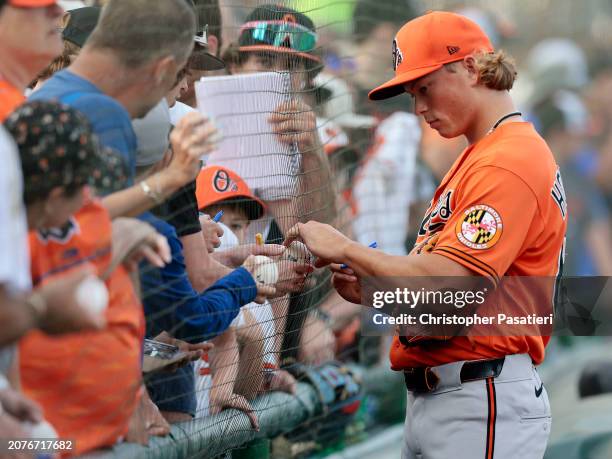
[153, 180, 201, 237]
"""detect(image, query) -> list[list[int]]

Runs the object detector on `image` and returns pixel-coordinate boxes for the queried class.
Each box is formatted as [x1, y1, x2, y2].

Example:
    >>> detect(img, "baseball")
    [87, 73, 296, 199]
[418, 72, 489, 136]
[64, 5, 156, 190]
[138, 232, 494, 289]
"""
[283, 241, 313, 265]
[75, 275, 109, 314]
[252, 255, 279, 285]
[23, 420, 58, 439]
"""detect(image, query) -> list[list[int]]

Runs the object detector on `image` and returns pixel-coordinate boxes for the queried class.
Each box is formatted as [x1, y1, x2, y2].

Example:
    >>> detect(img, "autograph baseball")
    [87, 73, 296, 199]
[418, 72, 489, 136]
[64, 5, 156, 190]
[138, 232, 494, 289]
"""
[283, 241, 313, 265]
[75, 275, 109, 314]
[252, 255, 279, 285]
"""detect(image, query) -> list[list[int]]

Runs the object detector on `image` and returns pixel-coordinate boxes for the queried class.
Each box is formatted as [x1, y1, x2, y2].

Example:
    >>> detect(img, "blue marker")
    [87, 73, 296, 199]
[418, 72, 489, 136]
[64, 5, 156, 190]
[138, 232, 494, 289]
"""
[212, 210, 224, 222]
[340, 241, 377, 269]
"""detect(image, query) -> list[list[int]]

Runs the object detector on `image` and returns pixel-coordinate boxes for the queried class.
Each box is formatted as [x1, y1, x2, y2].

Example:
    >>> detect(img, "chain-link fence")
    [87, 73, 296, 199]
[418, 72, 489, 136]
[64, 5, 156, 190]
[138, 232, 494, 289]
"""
[3, 0, 612, 457]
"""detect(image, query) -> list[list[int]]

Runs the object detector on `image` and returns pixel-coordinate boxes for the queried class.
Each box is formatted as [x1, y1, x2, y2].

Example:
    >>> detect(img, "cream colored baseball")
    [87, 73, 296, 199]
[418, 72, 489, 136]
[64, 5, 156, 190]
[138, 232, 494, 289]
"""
[284, 241, 313, 264]
[252, 255, 279, 285]
[75, 276, 109, 314]
[23, 420, 58, 439]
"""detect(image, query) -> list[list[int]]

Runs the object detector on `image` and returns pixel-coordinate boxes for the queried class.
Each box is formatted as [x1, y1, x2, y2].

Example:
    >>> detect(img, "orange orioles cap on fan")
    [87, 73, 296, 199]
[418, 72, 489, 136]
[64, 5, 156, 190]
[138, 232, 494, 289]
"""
[195, 165, 266, 221]
[368, 11, 494, 101]
[8, 0, 57, 6]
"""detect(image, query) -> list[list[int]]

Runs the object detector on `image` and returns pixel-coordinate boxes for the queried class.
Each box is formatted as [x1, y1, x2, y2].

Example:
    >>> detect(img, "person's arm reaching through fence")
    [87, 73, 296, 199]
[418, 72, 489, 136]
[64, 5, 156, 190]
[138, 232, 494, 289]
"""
[103, 113, 218, 219]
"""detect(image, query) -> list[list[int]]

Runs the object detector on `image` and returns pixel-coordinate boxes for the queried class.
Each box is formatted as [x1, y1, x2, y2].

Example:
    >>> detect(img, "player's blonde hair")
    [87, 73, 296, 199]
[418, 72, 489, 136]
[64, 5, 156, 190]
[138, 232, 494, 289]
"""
[444, 50, 517, 91]
[474, 50, 517, 91]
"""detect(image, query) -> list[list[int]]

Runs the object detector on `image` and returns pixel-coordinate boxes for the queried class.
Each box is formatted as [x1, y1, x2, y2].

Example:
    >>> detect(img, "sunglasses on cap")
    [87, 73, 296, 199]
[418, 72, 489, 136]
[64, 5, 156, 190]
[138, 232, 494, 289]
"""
[194, 24, 208, 47]
[239, 20, 317, 53]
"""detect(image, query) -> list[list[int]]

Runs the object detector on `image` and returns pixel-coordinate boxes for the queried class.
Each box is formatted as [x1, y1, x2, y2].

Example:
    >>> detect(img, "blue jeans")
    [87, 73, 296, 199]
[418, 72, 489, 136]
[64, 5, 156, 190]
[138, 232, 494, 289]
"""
[145, 363, 196, 416]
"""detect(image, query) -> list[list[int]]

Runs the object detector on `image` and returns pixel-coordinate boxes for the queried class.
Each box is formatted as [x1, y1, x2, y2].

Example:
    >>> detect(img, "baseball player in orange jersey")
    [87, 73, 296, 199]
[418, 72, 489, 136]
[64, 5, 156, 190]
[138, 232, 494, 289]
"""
[285, 11, 568, 459]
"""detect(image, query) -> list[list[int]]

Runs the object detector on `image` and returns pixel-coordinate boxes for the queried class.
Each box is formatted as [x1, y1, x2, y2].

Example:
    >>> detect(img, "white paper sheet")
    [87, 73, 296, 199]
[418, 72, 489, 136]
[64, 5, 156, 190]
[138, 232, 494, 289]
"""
[195, 72, 301, 201]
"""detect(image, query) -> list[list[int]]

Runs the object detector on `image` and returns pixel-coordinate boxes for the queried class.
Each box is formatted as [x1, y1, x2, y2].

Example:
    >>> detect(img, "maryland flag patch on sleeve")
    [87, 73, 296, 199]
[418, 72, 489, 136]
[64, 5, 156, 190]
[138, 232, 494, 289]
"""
[455, 204, 503, 250]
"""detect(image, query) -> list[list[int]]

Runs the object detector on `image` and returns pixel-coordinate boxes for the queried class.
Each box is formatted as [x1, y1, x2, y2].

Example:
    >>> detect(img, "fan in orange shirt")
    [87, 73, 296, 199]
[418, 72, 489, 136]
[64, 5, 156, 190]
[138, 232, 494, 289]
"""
[6, 100, 148, 456]
[21, 200, 145, 456]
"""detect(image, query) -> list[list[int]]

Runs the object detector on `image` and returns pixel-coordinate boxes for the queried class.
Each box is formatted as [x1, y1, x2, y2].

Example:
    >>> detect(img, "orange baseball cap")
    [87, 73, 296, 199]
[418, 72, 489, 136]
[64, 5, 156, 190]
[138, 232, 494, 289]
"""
[368, 11, 493, 101]
[8, 0, 57, 7]
[195, 165, 266, 220]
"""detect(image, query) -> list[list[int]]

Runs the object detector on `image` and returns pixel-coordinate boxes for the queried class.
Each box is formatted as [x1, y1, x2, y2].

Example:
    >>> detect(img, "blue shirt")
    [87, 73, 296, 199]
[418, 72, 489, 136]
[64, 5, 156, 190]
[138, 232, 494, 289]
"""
[30, 70, 137, 179]
[139, 212, 258, 342]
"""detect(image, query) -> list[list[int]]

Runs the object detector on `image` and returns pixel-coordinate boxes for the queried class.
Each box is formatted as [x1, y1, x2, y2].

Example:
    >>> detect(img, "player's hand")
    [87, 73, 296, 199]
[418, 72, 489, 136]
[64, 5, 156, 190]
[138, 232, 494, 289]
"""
[167, 112, 219, 186]
[283, 221, 352, 267]
[199, 214, 224, 253]
[209, 393, 259, 431]
[269, 99, 317, 151]
[330, 264, 362, 305]
[242, 255, 277, 303]
[272, 241, 314, 295]
[153, 331, 214, 372]
[36, 265, 107, 334]
[0, 389, 42, 424]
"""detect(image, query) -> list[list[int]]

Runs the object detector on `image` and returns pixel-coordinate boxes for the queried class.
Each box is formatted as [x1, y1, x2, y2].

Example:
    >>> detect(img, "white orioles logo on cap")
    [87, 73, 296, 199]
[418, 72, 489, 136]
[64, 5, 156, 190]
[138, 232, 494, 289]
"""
[392, 38, 404, 71]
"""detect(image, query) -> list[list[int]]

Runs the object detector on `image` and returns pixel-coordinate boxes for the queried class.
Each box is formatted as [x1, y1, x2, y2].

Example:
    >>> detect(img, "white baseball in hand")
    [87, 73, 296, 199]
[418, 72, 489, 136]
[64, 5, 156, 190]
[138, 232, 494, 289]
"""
[252, 255, 279, 285]
[23, 420, 58, 439]
[75, 276, 109, 314]
[284, 241, 313, 264]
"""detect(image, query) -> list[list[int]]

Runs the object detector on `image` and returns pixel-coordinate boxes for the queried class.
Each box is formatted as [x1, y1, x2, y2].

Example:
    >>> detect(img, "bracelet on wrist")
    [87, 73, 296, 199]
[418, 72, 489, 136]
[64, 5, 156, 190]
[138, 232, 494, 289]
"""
[140, 179, 164, 205]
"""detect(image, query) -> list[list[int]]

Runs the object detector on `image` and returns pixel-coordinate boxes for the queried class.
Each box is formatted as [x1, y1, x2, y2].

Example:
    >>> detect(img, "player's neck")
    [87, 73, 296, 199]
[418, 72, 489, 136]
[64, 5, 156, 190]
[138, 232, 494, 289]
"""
[465, 92, 520, 145]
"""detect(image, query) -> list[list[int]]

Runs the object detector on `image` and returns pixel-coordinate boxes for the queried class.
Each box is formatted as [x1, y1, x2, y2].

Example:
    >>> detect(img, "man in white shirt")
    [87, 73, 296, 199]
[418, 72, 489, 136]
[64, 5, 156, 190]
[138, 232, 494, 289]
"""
[352, 112, 422, 255]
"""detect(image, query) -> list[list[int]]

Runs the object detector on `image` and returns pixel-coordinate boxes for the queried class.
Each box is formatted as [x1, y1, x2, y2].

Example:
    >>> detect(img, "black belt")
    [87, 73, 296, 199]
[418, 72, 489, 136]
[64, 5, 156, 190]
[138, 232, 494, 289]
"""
[404, 357, 505, 393]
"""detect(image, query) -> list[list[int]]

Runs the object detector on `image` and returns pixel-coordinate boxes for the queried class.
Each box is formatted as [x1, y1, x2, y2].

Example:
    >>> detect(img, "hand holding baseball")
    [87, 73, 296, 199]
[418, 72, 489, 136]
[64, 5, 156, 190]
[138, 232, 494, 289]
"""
[283, 221, 353, 267]
[242, 255, 277, 303]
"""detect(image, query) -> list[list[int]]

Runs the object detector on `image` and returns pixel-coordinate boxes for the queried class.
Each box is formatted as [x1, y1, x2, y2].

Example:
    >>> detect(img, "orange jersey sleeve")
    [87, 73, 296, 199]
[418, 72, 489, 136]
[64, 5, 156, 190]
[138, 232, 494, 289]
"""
[431, 165, 540, 284]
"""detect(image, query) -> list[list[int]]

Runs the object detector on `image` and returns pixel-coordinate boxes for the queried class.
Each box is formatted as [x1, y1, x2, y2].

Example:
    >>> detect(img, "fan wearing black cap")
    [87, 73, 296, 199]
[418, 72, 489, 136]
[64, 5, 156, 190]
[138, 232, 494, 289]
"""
[174, 0, 225, 110]
[34, 3, 224, 93]
[32, 6, 99, 88]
